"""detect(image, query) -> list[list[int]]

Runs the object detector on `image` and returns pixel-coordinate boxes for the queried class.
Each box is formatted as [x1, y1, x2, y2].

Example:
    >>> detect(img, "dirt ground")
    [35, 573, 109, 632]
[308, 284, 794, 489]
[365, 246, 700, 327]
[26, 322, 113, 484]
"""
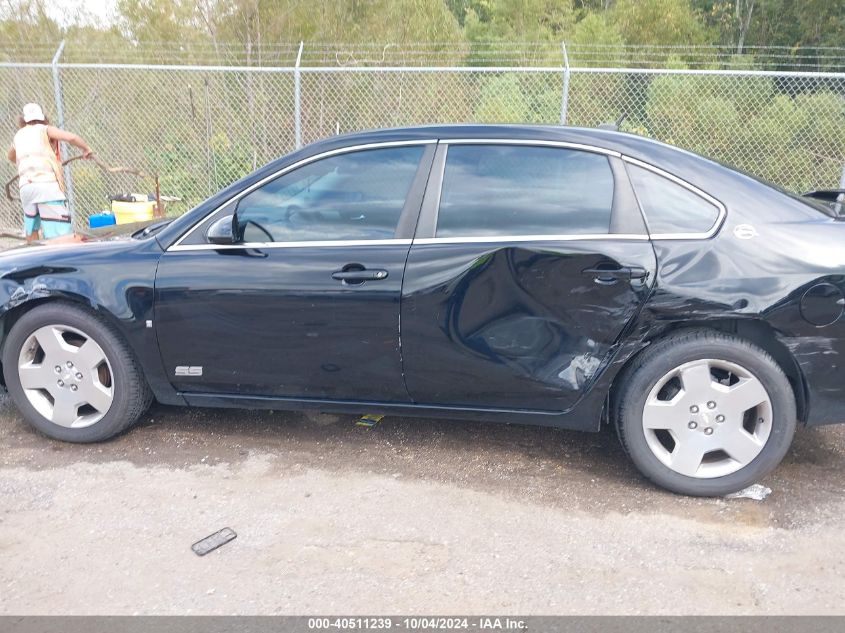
[1, 393, 844, 615]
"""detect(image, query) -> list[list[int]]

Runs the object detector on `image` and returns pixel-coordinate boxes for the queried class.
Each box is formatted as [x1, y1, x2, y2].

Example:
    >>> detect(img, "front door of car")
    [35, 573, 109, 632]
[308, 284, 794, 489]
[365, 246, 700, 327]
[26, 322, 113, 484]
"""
[400, 142, 657, 412]
[154, 142, 435, 401]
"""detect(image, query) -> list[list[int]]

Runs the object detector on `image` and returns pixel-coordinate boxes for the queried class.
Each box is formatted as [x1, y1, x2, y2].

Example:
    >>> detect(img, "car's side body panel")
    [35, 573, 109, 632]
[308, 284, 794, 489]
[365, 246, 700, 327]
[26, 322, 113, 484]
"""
[154, 242, 414, 401]
[400, 239, 657, 415]
[0, 238, 185, 405]
[640, 219, 845, 427]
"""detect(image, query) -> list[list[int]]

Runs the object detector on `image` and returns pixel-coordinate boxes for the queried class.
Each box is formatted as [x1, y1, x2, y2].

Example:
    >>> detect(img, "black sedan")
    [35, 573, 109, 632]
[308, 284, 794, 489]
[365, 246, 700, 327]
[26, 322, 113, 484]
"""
[1, 124, 841, 496]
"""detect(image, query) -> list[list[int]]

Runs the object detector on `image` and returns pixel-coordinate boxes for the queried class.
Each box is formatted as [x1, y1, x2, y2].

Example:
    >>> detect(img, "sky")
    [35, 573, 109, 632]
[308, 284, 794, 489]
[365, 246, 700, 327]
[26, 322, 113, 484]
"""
[44, 0, 118, 27]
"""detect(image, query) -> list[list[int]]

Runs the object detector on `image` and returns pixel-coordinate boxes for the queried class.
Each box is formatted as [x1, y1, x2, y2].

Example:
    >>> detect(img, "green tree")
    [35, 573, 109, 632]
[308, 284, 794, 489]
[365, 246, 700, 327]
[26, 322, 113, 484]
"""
[611, 0, 712, 47]
[0, 0, 61, 61]
[462, 0, 574, 66]
[474, 73, 530, 122]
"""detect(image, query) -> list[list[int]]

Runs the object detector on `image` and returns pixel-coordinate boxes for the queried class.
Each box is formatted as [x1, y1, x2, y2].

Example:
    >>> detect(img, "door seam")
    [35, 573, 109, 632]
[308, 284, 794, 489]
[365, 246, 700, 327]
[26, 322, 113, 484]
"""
[397, 140, 440, 404]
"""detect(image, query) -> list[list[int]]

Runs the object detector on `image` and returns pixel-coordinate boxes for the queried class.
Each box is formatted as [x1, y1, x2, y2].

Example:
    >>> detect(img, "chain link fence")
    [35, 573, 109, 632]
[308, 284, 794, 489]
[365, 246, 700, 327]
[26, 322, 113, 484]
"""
[1, 50, 844, 234]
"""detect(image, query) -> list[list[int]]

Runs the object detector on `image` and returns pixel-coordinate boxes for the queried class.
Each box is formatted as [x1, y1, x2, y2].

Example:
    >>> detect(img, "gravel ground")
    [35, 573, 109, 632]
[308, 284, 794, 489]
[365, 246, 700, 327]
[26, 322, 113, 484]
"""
[1, 394, 844, 615]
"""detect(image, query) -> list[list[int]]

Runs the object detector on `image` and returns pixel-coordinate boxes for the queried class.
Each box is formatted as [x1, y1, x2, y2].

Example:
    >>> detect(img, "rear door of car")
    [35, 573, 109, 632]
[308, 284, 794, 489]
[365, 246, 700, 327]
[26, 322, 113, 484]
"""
[399, 140, 658, 412]
[155, 140, 435, 402]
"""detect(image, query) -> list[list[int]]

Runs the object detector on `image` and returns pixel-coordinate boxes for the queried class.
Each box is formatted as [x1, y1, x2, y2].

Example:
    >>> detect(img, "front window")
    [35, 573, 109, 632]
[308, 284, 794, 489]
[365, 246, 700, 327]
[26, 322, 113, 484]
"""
[235, 145, 424, 242]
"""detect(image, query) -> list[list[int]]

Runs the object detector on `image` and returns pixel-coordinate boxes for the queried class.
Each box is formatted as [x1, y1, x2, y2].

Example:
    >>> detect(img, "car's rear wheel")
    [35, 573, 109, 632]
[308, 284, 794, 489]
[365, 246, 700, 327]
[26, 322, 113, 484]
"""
[2, 301, 153, 442]
[613, 329, 796, 496]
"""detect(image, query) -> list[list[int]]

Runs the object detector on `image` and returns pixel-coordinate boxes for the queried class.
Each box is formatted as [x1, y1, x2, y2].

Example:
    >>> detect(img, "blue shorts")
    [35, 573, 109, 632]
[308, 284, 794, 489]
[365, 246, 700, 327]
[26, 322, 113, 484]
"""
[24, 201, 73, 239]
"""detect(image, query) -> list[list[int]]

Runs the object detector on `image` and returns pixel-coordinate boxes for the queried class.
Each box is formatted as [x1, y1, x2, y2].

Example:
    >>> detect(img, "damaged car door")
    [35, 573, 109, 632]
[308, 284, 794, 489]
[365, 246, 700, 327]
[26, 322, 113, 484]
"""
[400, 142, 657, 412]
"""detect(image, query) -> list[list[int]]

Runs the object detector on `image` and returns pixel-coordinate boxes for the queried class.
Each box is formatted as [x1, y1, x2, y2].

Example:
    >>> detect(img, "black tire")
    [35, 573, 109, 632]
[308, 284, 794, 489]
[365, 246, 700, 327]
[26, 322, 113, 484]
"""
[613, 329, 796, 496]
[2, 301, 153, 442]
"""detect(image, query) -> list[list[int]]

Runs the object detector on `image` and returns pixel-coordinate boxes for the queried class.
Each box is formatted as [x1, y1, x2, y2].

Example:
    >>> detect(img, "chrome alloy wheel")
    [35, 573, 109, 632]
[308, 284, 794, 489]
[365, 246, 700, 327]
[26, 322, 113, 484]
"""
[17, 324, 114, 428]
[641, 358, 773, 479]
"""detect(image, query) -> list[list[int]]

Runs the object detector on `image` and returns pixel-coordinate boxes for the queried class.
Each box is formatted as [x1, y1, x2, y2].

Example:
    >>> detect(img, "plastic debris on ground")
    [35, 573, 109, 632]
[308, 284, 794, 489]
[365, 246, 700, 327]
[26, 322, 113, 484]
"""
[191, 527, 237, 556]
[725, 484, 772, 501]
[355, 414, 384, 429]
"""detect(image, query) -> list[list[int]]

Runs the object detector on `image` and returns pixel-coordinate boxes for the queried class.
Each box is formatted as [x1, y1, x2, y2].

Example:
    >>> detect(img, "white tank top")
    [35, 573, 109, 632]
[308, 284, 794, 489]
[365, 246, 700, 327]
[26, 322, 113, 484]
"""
[14, 124, 62, 187]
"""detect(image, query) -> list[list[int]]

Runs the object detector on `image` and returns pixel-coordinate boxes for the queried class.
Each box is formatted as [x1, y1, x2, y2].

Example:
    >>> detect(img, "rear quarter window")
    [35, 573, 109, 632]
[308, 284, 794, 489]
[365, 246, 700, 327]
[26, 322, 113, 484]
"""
[627, 163, 721, 235]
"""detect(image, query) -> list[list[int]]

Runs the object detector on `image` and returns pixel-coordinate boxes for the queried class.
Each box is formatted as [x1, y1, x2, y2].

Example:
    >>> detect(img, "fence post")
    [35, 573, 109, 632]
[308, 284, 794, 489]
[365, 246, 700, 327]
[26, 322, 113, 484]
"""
[559, 42, 570, 126]
[836, 162, 845, 216]
[51, 40, 75, 220]
[294, 41, 303, 149]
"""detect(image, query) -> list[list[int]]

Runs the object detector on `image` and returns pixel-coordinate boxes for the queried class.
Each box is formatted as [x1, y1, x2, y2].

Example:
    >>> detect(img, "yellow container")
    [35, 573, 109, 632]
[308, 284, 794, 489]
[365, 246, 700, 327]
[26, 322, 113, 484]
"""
[111, 200, 156, 225]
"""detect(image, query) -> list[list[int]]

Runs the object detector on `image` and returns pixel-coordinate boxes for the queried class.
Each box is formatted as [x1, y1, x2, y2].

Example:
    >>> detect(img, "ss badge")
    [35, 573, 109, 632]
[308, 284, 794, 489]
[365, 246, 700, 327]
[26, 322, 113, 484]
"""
[175, 366, 203, 377]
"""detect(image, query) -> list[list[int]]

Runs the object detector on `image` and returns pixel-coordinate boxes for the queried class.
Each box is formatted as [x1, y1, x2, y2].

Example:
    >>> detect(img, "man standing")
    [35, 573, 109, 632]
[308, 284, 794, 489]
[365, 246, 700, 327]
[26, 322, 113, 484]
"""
[7, 103, 93, 241]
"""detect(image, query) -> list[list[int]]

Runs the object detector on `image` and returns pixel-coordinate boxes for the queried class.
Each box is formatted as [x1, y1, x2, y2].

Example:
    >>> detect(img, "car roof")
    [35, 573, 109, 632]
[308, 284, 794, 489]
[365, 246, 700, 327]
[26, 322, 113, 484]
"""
[298, 124, 727, 191]
[321, 123, 678, 158]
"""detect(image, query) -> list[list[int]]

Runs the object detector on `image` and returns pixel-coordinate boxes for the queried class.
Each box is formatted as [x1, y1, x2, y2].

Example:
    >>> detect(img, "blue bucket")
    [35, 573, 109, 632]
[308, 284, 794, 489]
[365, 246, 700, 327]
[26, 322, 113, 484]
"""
[88, 213, 117, 229]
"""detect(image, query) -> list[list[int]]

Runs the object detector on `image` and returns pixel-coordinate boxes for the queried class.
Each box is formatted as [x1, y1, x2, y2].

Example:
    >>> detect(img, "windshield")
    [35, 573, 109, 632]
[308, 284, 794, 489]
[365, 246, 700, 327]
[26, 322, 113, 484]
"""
[132, 219, 174, 239]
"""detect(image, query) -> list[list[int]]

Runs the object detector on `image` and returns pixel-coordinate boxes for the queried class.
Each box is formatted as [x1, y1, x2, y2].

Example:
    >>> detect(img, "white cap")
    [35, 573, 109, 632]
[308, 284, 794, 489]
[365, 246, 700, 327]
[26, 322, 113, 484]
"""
[22, 103, 45, 123]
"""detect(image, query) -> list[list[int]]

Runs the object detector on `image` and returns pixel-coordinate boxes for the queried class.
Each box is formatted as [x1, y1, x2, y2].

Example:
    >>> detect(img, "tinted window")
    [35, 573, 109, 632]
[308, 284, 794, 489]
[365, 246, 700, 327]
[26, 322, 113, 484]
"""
[627, 164, 720, 235]
[236, 146, 423, 242]
[435, 145, 614, 238]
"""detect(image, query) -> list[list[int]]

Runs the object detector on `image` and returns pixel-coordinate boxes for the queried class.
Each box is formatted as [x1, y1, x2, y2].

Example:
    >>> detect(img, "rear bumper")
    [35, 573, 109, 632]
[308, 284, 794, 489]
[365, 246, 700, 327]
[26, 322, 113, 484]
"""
[780, 331, 845, 426]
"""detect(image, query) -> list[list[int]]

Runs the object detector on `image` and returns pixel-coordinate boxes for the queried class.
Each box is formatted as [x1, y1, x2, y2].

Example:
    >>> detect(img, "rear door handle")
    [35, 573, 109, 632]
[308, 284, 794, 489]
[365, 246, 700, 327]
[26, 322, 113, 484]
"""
[582, 266, 649, 281]
[331, 269, 389, 282]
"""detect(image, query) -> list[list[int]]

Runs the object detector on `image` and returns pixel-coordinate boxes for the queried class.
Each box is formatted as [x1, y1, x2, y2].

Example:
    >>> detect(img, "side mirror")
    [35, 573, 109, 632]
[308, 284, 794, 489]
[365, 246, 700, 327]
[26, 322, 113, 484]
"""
[206, 214, 237, 245]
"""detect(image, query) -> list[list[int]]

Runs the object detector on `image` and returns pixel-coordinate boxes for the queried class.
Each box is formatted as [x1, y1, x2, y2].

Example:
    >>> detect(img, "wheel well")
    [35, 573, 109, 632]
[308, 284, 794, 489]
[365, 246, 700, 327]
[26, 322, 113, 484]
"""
[610, 320, 809, 424]
[0, 296, 98, 388]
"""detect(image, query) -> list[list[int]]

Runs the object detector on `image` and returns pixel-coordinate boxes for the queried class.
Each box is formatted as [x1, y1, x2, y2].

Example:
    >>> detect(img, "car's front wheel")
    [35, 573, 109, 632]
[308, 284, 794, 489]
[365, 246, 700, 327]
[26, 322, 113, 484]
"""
[613, 329, 796, 496]
[2, 301, 152, 442]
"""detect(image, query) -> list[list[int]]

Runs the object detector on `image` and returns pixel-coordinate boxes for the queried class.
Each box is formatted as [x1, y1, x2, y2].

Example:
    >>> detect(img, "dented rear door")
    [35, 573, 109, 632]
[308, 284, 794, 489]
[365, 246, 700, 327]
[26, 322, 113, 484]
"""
[399, 141, 657, 411]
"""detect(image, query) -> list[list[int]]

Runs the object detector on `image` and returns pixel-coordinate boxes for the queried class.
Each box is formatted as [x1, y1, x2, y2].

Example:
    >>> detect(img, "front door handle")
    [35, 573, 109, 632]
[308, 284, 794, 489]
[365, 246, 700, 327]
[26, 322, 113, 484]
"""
[332, 268, 389, 283]
[582, 265, 649, 283]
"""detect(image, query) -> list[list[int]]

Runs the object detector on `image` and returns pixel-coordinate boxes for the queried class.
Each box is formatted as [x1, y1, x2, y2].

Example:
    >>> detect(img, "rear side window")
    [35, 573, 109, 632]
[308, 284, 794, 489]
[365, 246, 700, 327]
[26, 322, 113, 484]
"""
[627, 164, 720, 235]
[435, 145, 614, 238]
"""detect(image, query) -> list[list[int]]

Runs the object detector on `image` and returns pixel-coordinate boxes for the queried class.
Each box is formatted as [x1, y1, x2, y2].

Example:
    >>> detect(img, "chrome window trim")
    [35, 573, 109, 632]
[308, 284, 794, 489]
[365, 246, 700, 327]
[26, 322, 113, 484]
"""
[413, 234, 649, 245]
[170, 238, 414, 252]
[168, 136, 726, 250]
[168, 139, 437, 251]
[445, 138, 621, 157]
[621, 156, 727, 240]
